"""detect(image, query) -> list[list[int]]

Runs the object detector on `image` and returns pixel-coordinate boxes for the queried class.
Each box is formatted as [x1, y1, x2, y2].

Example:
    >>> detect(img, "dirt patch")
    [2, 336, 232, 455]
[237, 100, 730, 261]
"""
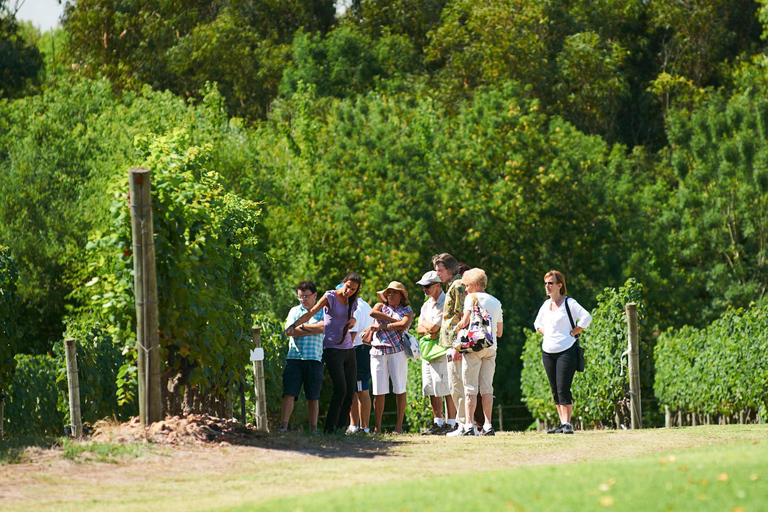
[90, 414, 269, 446]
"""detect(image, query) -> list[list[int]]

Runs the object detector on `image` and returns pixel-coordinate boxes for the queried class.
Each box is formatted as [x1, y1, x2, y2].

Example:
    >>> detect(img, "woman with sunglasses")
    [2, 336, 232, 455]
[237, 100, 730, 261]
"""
[533, 270, 592, 434]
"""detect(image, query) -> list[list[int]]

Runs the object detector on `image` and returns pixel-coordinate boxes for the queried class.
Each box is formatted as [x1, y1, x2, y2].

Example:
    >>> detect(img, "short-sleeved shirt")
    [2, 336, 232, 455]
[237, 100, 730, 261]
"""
[439, 276, 466, 348]
[323, 290, 357, 349]
[371, 304, 412, 356]
[534, 297, 592, 353]
[352, 298, 374, 347]
[418, 291, 445, 332]
[285, 305, 325, 361]
[463, 292, 503, 352]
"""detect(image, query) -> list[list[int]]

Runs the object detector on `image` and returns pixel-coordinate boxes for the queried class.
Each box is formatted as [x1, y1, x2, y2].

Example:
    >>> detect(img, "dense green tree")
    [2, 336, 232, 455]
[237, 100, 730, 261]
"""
[0, 1, 43, 98]
[0, 246, 22, 400]
[280, 24, 419, 99]
[658, 89, 768, 318]
[62, 0, 335, 119]
[346, 0, 446, 53]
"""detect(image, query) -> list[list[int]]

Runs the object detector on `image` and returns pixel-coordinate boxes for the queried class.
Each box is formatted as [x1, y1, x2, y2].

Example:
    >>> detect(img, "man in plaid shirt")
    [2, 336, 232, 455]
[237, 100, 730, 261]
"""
[279, 280, 325, 433]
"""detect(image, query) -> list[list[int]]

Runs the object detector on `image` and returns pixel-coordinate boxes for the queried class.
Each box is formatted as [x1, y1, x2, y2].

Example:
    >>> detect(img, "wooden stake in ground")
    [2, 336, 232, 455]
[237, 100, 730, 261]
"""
[252, 326, 268, 432]
[64, 338, 82, 437]
[626, 302, 642, 429]
[129, 167, 162, 425]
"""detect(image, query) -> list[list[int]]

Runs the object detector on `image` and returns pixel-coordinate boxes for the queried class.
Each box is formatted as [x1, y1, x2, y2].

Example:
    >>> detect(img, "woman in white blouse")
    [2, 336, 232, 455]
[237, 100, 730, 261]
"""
[533, 270, 592, 434]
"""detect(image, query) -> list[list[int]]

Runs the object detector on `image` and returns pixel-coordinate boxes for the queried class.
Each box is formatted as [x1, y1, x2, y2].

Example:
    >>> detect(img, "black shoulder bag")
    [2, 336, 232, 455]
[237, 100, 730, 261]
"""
[564, 297, 586, 372]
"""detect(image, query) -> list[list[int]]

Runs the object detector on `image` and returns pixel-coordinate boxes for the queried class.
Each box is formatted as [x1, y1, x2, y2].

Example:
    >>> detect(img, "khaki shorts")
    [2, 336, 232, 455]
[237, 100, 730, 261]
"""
[448, 357, 465, 424]
[462, 347, 496, 396]
[421, 355, 450, 397]
[371, 351, 408, 395]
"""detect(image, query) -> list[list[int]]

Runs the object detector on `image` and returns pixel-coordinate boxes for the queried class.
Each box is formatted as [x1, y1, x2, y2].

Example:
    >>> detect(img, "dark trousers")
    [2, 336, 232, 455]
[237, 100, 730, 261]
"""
[322, 348, 357, 433]
[542, 343, 578, 405]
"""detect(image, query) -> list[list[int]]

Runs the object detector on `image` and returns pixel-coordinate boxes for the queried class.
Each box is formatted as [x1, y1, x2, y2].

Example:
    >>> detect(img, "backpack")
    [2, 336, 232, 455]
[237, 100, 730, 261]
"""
[454, 294, 495, 353]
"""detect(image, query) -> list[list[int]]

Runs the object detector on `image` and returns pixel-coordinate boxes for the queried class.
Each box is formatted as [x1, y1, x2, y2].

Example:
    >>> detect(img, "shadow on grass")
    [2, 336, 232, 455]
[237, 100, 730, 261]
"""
[231, 430, 405, 459]
[0, 434, 60, 464]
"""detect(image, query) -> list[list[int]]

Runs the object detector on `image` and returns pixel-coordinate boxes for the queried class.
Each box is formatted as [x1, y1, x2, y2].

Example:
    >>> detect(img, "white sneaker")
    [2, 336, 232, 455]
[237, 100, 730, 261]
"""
[446, 425, 465, 437]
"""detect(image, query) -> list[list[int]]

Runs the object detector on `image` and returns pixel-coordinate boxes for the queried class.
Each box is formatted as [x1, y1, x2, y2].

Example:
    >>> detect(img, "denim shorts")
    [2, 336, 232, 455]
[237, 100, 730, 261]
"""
[282, 359, 324, 401]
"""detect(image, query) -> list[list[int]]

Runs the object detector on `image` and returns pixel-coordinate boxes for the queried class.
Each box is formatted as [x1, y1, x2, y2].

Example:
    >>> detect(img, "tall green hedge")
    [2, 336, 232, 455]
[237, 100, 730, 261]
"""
[0, 246, 22, 396]
[521, 279, 645, 426]
[4, 354, 62, 436]
[655, 304, 768, 420]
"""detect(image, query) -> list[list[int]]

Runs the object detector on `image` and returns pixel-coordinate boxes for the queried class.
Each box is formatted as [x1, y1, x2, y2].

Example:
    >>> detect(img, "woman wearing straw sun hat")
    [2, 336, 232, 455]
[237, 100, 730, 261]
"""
[362, 281, 414, 434]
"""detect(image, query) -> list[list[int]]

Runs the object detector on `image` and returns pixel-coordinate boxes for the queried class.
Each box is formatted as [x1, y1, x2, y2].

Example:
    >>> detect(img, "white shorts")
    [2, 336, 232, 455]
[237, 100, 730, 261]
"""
[421, 355, 450, 397]
[371, 351, 408, 395]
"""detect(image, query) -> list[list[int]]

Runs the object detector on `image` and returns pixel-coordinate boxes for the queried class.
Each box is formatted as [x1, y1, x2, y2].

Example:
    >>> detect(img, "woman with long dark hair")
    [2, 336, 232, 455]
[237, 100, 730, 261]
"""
[286, 272, 362, 433]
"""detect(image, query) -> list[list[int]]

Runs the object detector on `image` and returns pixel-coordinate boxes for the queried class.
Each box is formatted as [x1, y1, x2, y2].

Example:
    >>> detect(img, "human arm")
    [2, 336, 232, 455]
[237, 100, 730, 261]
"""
[456, 309, 471, 330]
[292, 320, 325, 338]
[385, 310, 413, 332]
[567, 298, 592, 337]
[284, 295, 328, 336]
[369, 303, 398, 324]
[417, 319, 440, 338]
[496, 322, 503, 338]
[533, 302, 546, 336]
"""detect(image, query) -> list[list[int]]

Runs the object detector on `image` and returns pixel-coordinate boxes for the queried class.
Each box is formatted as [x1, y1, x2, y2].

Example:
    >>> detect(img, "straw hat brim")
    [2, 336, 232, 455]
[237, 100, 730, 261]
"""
[376, 281, 408, 303]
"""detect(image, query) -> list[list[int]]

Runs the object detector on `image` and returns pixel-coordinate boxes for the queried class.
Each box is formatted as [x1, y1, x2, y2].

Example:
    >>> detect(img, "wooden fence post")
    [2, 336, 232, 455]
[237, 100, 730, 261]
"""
[497, 404, 503, 432]
[626, 303, 642, 429]
[64, 338, 82, 437]
[239, 383, 246, 424]
[129, 168, 162, 425]
[252, 326, 268, 432]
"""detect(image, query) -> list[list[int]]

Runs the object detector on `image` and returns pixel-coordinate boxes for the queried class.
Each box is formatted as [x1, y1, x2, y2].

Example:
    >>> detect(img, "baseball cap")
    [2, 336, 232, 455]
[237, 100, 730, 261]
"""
[416, 271, 441, 286]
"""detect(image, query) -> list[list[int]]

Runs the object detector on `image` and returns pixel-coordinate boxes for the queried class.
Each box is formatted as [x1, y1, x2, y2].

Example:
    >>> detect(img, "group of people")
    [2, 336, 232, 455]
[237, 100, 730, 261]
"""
[280, 254, 591, 436]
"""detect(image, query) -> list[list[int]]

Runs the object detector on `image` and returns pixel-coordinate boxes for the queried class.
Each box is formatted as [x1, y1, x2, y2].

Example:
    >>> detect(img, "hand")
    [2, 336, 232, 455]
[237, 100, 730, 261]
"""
[430, 332, 439, 340]
[448, 348, 462, 361]
[284, 325, 295, 336]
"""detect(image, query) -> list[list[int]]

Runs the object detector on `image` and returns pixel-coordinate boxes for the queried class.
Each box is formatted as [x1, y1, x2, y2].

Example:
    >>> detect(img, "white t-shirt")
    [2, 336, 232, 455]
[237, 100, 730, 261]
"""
[463, 292, 503, 350]
[351, 298, 373, 347]
[418, 291, 445, 331]
[533, 297, 592, 354]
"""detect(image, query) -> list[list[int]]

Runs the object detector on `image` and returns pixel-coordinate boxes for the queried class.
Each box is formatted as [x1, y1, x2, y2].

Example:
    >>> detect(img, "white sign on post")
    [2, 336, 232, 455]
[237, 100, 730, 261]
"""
[250, 347, 265, 362]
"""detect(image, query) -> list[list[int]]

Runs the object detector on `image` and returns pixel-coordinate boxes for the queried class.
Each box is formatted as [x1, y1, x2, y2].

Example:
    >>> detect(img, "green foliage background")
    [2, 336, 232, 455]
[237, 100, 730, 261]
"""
[655, 303, 768, 419]
[1, 0, 768, 432]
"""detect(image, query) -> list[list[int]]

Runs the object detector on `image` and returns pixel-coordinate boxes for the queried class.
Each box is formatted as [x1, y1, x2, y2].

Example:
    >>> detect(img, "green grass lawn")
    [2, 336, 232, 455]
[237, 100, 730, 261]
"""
[233, 430, 768, 512]
[2, 425, 766, 511]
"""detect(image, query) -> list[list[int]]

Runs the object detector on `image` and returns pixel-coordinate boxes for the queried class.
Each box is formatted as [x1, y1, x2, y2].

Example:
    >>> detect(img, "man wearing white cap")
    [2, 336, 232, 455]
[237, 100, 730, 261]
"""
[416, 270, 456, 434]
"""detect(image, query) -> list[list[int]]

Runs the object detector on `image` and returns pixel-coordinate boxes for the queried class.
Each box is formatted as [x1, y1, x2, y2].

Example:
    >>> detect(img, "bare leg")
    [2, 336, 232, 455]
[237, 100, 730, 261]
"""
[465, 393, 477, 428]
[394, 392, 406, 433]
[307, 399, 319, 432]
[429, 395, 443, 419]
[358, 390, 371, 430]
[448, 360, 465, 424]
[445, 394, 457, 420]
[373, 395, 386, 434]
[280, 395, 295, 429]
[481, 393, 493, 426]
[350, 393, 360, 428]
[556, 404, 573, 424]
[563, 403, 573, 424]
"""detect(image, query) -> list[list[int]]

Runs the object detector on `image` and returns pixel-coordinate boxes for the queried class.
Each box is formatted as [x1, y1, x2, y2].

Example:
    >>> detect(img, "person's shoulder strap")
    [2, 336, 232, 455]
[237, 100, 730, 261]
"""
[564, 296, 576, 329]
